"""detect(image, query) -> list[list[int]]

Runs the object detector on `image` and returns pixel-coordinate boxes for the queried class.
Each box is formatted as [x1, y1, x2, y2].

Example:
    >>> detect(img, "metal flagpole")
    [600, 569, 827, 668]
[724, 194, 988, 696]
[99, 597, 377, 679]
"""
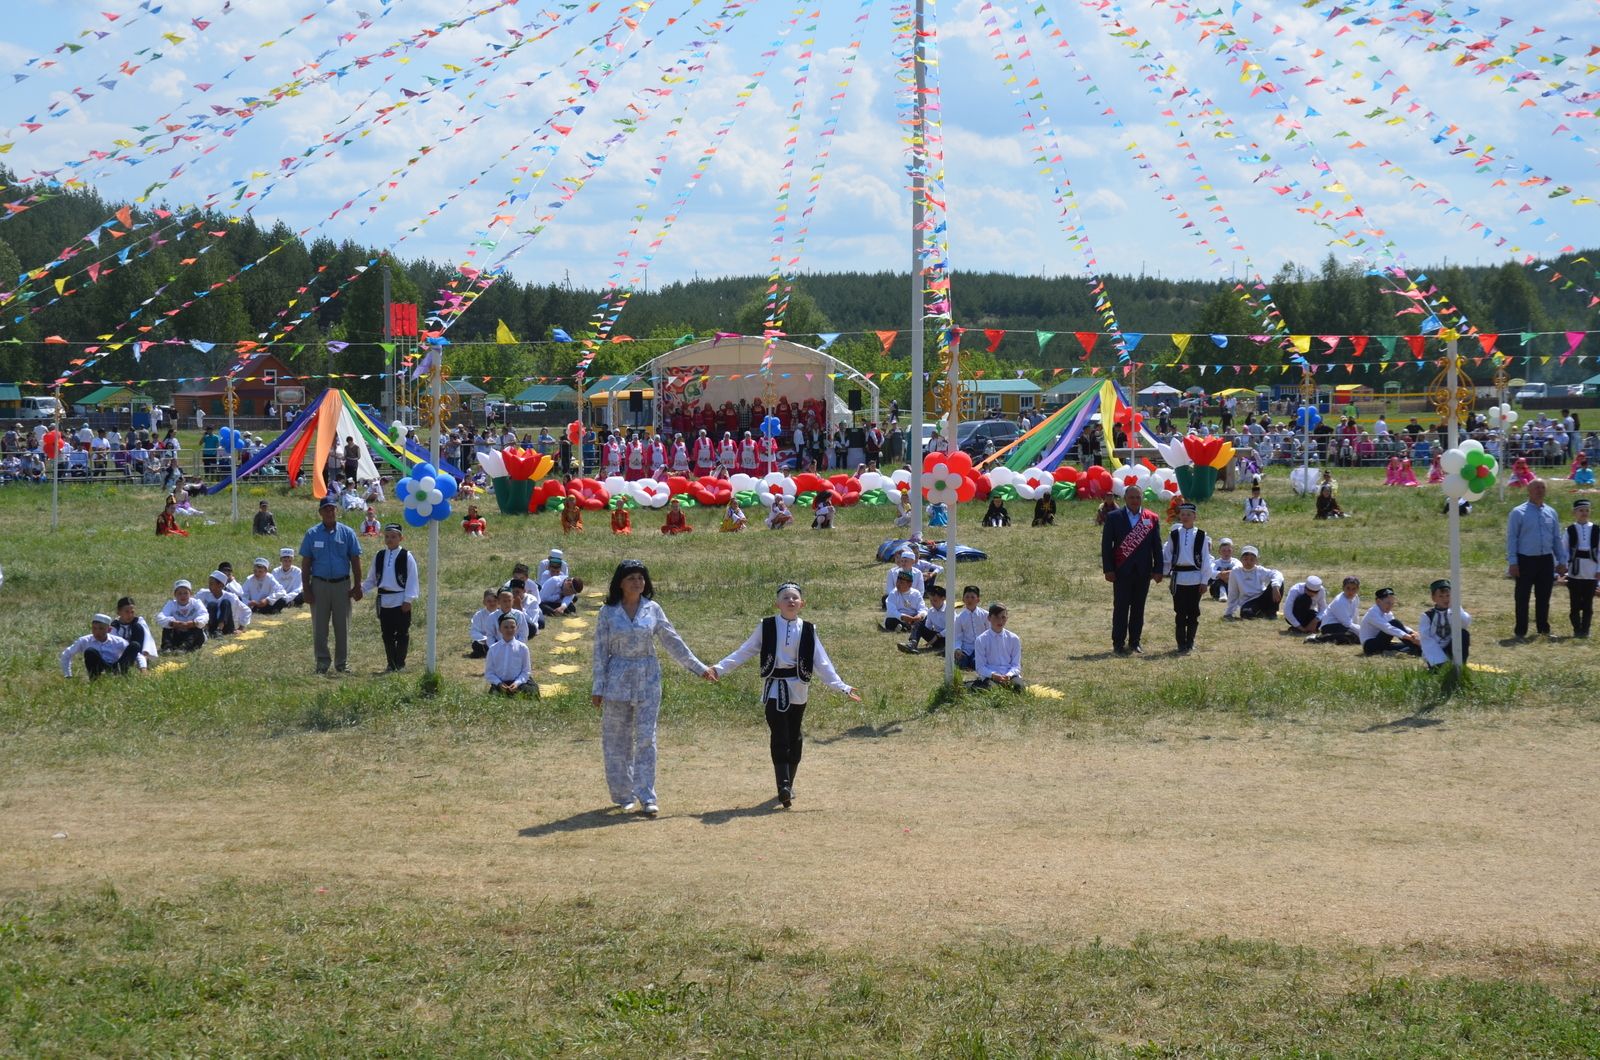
[425, 353, 443, 675]
[943, 333, 960, 684]
[50, 384, 61, 531]
[382, 261, 395, 425]
[1445, 337, 1465, 677]
[1299, 366, 1315, 485]
[227, 375, 239, 525]
[1494, 361, 1509, 505]
[907, 0, 927, 534]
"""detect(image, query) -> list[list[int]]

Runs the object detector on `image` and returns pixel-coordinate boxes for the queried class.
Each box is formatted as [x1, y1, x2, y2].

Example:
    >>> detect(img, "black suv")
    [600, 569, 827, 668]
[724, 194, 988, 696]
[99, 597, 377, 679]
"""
[957, 418, 1021, 458]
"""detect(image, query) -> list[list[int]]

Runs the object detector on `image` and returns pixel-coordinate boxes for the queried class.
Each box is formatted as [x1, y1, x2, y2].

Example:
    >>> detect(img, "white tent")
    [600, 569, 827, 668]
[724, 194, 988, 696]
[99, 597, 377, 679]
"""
[1139, 381, 1182, 396]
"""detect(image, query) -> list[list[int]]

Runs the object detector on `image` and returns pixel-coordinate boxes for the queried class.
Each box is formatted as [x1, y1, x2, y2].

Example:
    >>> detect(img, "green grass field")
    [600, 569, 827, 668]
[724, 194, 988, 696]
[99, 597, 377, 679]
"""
[3, 468, 1598, 1056]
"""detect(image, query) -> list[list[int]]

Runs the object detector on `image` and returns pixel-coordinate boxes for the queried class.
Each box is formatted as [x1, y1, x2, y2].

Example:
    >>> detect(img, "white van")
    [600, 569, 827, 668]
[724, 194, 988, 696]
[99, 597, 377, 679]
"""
[15, 396, 63, 421]
[1513, 383, 1548, 402]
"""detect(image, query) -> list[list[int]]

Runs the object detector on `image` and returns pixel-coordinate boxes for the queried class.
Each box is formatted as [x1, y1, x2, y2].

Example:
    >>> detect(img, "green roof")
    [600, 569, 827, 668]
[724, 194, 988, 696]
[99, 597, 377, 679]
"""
[0, 385, 20, 403]
[585, 376, 647, 397]
[963, 378, 1041, 395]
[443, 379, 487, 397]
[77, 385, 138, 407]
[513, 383, 581, 404]
[1042, 377, 1097, 398]
[1580, 373, 1600, 387]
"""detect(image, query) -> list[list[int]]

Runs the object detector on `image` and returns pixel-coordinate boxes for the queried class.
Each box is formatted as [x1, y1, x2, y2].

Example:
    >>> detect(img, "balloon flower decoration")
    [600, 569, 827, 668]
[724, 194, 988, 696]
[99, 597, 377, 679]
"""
[477, 447, 555, 515]
[1295, 404, 1322, 431]
[1439, 440, 1499, 502]
[1486, 403, 1518, 432]
[41, 429, 64, 459]
[760, 414, 782, 438]
[399, 462, 458, 528]
[217, 426, 247, 452]
[1156, 434, 1235, 502]
[922, 451, 977, 505]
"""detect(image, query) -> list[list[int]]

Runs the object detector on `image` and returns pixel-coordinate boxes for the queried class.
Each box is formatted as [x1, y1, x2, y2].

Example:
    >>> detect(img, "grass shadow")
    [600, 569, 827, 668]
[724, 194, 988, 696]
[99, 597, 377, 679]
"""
[1359, 715, 1447, 734]
[696, 798, 782, 826]
[812, 719, 911, 745]
[518, 808, 637, 838]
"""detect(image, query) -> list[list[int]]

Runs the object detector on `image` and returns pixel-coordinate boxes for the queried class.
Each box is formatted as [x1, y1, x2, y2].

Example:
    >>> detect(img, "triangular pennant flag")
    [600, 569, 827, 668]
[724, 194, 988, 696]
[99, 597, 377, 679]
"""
[495, 320, 518, 345]
[1349, 335, 1368, 358]
[1210, 334, 1229, 349]
[1476, 333, 1500, 355]
[984, 328, 1005, 353]
[1376, 335, 1397, 360]
[875, 330, 897, 354]
[1122, 333, 1144, 353]
[1072, 331, 1095, 358]
[1171, 334, 1191, 353]
[1290, 335, 1311, 355]
[1035, 330, 1056, 352]
[1405, 335, 1426, 358]
[1563, 331, 1585, 362]
[817, 333, 839, 351]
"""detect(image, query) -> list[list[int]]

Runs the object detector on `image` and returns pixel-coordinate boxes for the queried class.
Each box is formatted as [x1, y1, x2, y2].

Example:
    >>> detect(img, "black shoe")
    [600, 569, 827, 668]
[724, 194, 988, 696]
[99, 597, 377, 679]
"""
[896, 643, 919, 655]
[1113, 646, 1128, 656]
[779, 788, 792, 809]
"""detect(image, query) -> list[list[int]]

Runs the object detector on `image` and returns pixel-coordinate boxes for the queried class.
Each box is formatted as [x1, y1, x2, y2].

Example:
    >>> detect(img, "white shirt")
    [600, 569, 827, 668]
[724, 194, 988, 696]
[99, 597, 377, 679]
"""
[1225, 564, 1283, 617]
[954, 606, 986, 655]
[920, 602, 948, 635]
[241, 572, 285, 606]
[470, 606, 502, 644]
[196, 587, 251, 627]
[539, 573, 574, 608]
[886, 588, 925, 620]
[713, 616, 850, 706]
[884, 566, 926, 597]
[362, 546, 419, 607]
[1319, 590, 1362, 629]
[485, 636, 531, 688]
[1570, 522, 1598, 581]
[1419, 605, 1472, 667]
[274, 564, 304, 596]
[156, 598, 210, 628]
[61, 633, 138, 676]
[494, 607, 531, 642]
[1282, 583, 1325, 628]
[1162, 525, 1215, 586]
[536, 559, 569, 583]
[1359, 604, 1412, 645]
[975, 627, 1022, 681]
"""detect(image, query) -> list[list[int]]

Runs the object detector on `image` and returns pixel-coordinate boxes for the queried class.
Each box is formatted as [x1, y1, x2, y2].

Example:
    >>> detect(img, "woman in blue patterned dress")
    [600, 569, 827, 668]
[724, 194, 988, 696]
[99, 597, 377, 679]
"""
[591, 559, 716, 817]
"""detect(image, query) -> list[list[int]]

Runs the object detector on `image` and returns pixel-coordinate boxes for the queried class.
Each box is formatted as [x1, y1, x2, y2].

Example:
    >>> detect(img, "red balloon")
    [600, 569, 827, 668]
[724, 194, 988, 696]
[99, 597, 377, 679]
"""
[531, 479, 565, 512]
[1082, 465, 1113, 499]
[793, 472, 826, 496]
[41, 429, 63, 459]
[1053, 466, 1080, 484]
[569, 477, 610, 511]
[566, 420, 583, 446]
[666, 474, 692, 498]
[501, 446, 544, 481]
[923, 450, 974, 478]
[971, 473, 992, 501]
[690, 476, 732, 507]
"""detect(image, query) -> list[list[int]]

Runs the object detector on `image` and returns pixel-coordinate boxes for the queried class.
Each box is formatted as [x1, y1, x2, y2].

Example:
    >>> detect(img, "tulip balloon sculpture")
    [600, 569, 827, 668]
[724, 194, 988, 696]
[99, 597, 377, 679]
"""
[480, 446, 554, 515]
[922, 451, 978, 505]
[400, 462, 458, 528]
[1159, 434, 1234, 502]
[1439, 440, 1498, 502]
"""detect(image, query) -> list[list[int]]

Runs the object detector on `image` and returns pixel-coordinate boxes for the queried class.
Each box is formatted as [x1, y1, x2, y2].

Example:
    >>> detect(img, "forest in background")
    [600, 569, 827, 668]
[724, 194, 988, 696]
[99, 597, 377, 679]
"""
[2, 170, 1597, 403]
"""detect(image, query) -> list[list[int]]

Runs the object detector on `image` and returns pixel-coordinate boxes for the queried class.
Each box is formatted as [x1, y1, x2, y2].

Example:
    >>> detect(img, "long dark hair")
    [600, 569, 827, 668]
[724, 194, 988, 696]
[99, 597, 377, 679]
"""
[605, 559, 654, 606]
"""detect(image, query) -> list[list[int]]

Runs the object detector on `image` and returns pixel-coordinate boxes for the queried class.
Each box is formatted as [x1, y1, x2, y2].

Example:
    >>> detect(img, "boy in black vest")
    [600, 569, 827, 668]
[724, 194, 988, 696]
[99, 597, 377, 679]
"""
[1161, 501, 1213, 654]
[712, 582, 860, 808]
[1567, 498, 1596, 638]
[361, 524, 419, 672]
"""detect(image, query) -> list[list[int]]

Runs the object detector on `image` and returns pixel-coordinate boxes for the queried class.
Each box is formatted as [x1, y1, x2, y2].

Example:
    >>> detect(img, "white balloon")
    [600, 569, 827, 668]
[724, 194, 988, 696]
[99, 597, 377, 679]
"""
[1289, 466, 1317, 496]
[858, 471, 888, 493]
[1440, 449, 1468, 475]
[729, 472, 761, 493]
[1460, 438, 1484, 455]
[476, 450, 507, 478]
[603, 474, 630, 496]
[429, 489, 444, 506]
[417, 476, 436, 494]
[416, 501, 434, 518]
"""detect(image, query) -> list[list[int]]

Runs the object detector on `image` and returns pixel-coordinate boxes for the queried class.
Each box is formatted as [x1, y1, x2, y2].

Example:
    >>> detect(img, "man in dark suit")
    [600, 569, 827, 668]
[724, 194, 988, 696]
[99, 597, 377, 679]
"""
[1101, 484, 1164, 655]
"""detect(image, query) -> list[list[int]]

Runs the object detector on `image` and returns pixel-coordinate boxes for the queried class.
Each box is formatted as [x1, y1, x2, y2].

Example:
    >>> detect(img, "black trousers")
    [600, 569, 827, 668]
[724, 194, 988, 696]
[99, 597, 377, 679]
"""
[908, 617, 944, 649]
[1171, 583, 1202, 649]
[765, 700, 806, 795]
[1239, 592, 1279, 619]
[204, 599, 236, 637]
[1362, 633, 1420, 656]
[1513, 553, 1556, 636]
[1568, 579, 1596, 637]
[1430, 629, 1472, 667]
[161, 627, 205, 653]
[469, 640, 489, 658]
[84, 642, 142, 678]
[1111, 569, 1152, 649]
[378, 605, 411, 670]
[1317, 622, 1360, 645]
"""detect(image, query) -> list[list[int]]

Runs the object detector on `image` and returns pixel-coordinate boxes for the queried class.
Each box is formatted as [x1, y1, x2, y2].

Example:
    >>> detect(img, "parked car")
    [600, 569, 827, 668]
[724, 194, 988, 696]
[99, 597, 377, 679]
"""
[1513, 383, 1548, 402]
[956, 418, 1020, 458]
[15, 395, 63, 421]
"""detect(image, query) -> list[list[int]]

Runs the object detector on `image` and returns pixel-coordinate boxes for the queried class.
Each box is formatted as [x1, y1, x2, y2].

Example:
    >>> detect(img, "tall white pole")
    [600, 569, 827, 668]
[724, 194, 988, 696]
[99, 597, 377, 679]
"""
[227, 376, 239, 525]
[1446, 337, 1464, 676]
[50, 384, 61, 531]
[907, 0, 927, 533]
[943, 334, 960, 684]
[425, 356, 442, 675]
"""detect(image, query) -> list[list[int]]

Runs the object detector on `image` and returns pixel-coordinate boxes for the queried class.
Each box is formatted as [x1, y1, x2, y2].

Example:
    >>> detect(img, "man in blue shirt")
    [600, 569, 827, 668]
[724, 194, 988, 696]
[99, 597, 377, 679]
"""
[299, 497, 364, 673]
[1506, 478, 1569, 640]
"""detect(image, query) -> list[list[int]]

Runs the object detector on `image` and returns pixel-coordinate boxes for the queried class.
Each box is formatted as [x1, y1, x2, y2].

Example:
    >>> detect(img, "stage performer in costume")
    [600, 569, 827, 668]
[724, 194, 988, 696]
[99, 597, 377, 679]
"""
[611, 500, 633, 535]
[718, 432, 737, 469]
[1162, 501, 1213, 654]
[625, 435, 646, 482]
[712, 582, 859, 808]
[693, 430, 715, 475]
[603, 434, 623, 478]
[1101, 483, 1163, 655]
[1565, 498, 1596, 638]
[671, 435, 690, 474]
[591, 560, 715, 817]
[561, 495, 584, 534]
[661, 497, 692, 534]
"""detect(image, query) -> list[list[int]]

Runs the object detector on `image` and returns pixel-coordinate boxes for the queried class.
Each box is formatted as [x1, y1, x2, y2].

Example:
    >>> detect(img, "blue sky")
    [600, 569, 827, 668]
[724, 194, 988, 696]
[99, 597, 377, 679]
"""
[2, 0, 1597, 300]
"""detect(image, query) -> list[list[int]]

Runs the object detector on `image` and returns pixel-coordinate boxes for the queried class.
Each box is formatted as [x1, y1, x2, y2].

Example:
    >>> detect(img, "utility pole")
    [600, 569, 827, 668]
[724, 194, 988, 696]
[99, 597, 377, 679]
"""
[907, 0, 927, 534]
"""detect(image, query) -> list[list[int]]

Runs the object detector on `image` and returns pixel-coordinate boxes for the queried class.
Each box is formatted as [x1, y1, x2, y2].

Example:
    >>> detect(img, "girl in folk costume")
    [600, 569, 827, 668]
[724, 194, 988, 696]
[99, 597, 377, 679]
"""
[1396, 458, 1420, 487]
[811, 491, 835, 530]
[776, 395, 793, 430]
[625, 435, 646, 482]
[156, 499, 189, 537]
[462, 504, 487, 536]
[671, 434, 691, 474]
[610, 498, 633, 535]
[766, 496, 794, 529]
[602, 434, 623, 478]
[1509, 456, 1536, 488]
[693, 430, 715, 474]
[561, 494, 584, 534]
[712, 582, 860, 808]
[360, 509, 381, 537]
[648, 435, 669, 478]
[1427, 451, 1445, 484]
[591, 560, 717, 817]
[660, 496, 693, 534]
[738, 431, 759, 473]
[1383, 455, 1403, 486]
[757, 432, 779, 474]
[718, 431, 737, 469]
[720, 497, 748, 533]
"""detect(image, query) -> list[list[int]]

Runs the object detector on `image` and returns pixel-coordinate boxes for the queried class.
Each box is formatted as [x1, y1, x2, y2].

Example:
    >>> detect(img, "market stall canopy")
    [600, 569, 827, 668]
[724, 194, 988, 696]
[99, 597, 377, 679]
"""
[1138, 382, 1182, 396]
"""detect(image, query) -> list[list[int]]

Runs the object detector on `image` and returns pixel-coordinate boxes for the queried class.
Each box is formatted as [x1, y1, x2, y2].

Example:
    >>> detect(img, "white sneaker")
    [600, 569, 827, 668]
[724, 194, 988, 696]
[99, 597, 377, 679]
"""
[641, 802, 659, 818]
[617, 799, 639, 813]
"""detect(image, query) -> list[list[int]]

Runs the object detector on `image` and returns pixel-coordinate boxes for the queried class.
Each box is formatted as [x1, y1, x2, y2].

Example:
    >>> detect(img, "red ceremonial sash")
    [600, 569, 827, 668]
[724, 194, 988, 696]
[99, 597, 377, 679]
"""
[1114, 510, 1156, 567]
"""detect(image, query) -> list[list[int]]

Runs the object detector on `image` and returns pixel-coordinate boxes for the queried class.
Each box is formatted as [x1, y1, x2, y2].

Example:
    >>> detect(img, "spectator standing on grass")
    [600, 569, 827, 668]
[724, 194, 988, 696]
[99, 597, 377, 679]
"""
[1101, 483, 1163, 656]
[590, 560, 715, 818]
[1505, 478, 1568, 641]
[300, 497, 364, 675]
